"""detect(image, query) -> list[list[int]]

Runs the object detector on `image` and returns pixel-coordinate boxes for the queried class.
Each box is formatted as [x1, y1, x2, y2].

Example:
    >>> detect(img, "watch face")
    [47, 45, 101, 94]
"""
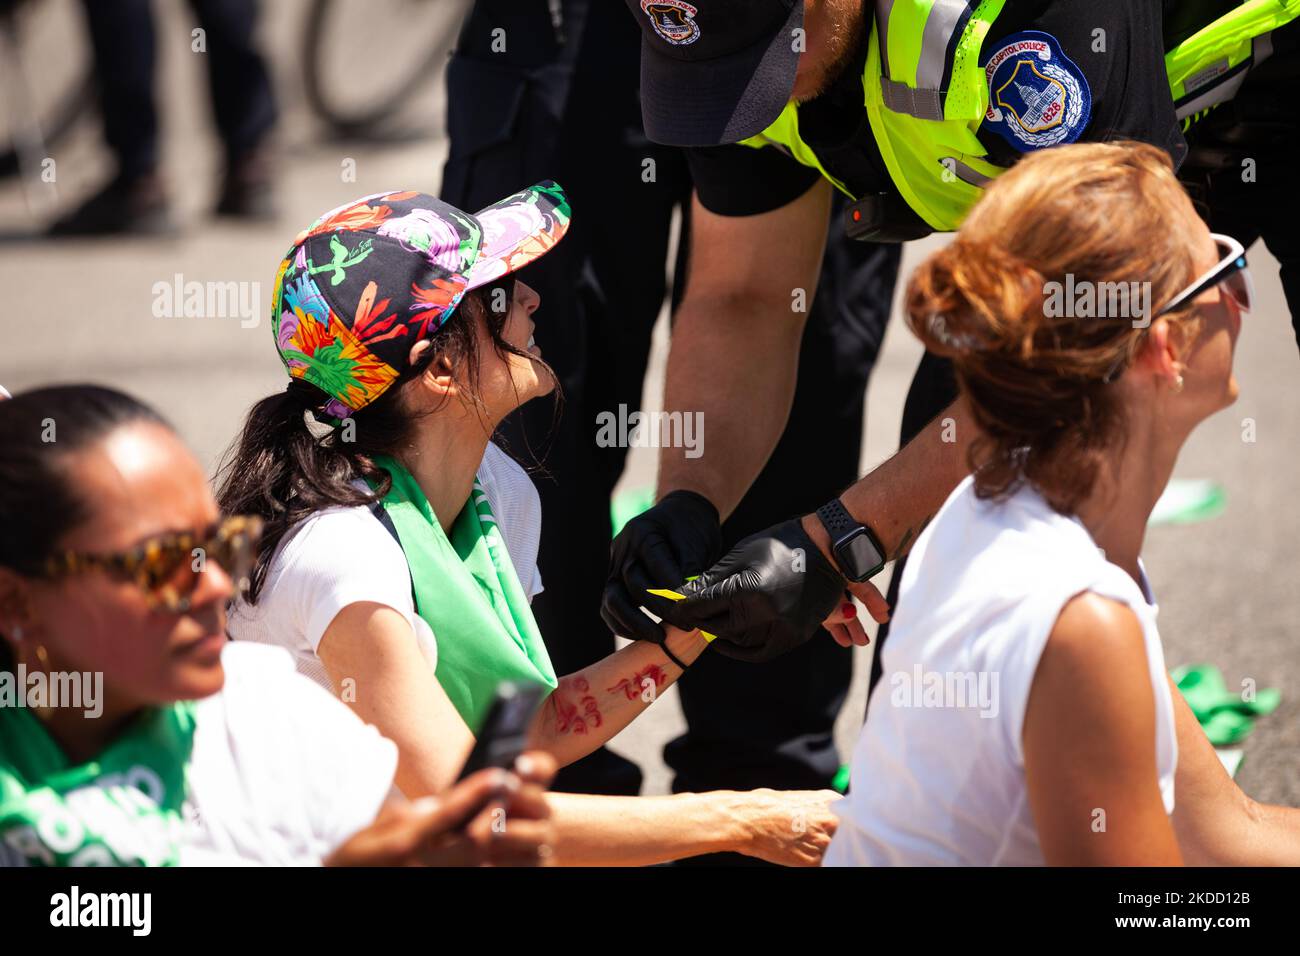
[839, 528, 884, 581]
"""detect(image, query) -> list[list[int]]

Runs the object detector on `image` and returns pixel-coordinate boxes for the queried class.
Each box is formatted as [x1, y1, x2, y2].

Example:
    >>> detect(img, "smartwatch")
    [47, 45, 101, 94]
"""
[815, 498, 887, 583]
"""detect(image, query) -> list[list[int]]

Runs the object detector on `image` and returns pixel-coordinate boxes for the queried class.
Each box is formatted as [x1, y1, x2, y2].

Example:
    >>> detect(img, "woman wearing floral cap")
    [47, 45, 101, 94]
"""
[221, 183, 842, 865]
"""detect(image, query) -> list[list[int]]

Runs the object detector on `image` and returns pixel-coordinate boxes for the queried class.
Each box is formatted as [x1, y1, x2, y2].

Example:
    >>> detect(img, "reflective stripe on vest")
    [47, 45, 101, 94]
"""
[864, 0, 1007, 229]
[1167, 0, 1300, 127]
[941, 156, 992, 187]
[1176, 31, 1272, 128]
[879, 0, 979, 120]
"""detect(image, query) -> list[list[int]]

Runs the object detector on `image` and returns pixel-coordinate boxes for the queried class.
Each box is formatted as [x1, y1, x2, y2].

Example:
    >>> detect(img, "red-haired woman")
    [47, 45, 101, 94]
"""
[826, 141, 1300, 866]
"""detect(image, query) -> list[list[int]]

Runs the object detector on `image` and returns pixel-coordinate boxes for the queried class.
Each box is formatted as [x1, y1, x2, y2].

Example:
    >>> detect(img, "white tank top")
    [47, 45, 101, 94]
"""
[824, 475, 1178, 866]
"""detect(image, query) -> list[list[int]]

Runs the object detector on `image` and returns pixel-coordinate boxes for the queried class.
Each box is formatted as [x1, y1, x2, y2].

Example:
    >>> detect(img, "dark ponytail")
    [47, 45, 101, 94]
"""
[215, 376, 416, 603]
[216, 288, 558, 603]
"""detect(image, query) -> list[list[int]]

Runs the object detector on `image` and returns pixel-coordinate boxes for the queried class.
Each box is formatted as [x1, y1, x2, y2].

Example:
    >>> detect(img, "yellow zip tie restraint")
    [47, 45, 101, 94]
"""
[647, 578, 717, 643]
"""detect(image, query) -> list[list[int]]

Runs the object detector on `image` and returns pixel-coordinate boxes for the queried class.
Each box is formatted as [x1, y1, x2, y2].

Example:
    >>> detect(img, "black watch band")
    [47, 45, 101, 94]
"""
[816, 498, 858, 542]
[815, 498, 887, 583]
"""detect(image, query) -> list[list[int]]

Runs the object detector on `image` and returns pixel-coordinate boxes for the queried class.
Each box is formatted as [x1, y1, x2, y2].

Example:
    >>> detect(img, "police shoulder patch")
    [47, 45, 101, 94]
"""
[981, 30, 1092, 152]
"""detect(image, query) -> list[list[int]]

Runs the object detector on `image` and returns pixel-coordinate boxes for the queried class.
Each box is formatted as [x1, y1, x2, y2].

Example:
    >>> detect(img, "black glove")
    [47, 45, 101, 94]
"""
[601, 490, 723, 644]
[668, 518, 845, 663]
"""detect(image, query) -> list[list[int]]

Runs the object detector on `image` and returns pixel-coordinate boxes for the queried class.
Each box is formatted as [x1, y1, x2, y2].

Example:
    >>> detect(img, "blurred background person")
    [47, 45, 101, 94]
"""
[48, 0, 277, 235]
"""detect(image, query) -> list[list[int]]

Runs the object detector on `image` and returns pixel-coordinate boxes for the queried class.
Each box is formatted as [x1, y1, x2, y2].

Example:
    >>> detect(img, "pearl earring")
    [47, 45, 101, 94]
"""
[1173, 374, 1185, 393]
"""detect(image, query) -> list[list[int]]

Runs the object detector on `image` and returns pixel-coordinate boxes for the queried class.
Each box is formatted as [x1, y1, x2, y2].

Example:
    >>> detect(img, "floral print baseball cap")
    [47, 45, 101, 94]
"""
[272, 181, 570, 419]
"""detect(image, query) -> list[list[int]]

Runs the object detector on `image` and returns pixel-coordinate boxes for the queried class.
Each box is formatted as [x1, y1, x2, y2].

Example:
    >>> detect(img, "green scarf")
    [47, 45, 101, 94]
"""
[373, 455, 556, 730]
[0, 700, 197, 867]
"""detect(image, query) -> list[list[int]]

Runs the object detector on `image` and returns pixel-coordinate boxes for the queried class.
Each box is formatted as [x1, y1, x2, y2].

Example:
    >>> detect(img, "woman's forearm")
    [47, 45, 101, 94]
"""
[1237, 802, 1300, 865]
[547, 791, 744, 866]
[1170, 679, 1300, 865]
[531, 627, 708, 767]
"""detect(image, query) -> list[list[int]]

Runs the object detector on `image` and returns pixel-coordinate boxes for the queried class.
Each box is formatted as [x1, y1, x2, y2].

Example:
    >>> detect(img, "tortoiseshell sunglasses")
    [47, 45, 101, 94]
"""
[41, 515, 263, 613]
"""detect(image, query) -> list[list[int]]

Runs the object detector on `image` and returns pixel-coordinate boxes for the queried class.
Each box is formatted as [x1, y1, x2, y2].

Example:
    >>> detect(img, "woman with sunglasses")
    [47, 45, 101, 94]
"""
[824, 141, 1300, 866]
[220, 184, 842, 865]
[0, 385, 557, 866]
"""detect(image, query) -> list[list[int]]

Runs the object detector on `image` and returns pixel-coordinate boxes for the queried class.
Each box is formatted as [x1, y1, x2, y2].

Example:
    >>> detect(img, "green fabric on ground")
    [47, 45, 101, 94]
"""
[1149, 479, 1226, 526]
[1172, 663, 1281, 747]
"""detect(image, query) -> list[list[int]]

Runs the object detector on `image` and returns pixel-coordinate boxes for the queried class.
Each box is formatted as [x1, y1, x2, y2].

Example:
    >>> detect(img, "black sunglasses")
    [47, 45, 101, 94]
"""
[1103, 233, 1252, 383]
[1154, 233, 1253, 318]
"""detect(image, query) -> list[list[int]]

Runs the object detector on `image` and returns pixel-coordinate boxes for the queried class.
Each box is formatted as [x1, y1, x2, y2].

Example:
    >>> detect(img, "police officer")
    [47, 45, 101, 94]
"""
[441, 0, 900, 816]
[604, 1, 1300, 694]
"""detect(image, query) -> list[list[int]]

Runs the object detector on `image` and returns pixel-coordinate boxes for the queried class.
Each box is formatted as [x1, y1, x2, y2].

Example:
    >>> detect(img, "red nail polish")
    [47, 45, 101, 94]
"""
[841, 602, 857, 617]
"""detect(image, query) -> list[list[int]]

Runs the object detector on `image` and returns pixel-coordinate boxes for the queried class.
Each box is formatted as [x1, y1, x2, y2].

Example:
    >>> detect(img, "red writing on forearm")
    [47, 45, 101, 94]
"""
[606, 664, 667, 701]
[551, 676, 601, 735]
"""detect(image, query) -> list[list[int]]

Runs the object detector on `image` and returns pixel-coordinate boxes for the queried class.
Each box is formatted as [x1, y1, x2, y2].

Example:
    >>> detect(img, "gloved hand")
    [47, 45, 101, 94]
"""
[601, 490, 723, 644]
[668, 518, 847, 662]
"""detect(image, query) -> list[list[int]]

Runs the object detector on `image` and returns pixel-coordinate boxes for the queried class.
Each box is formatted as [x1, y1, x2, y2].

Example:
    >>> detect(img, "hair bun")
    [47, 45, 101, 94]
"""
[899, 141, 1201, 515]
[906, 239, 1045, 364]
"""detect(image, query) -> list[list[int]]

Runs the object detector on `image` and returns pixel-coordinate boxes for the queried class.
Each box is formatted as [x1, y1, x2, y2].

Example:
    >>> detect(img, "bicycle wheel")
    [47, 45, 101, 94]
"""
[302, 0, 471, 136]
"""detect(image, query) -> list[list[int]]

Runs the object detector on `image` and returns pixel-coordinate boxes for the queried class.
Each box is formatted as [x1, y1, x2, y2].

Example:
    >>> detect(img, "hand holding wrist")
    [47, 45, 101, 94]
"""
[602, 489, 724, 644]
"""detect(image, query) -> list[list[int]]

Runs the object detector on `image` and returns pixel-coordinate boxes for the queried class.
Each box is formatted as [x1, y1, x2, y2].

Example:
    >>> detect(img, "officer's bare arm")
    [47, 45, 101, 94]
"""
[657, 178, 833, 517]
[663, 176, 975, 591]
[801, 395, 976, 568]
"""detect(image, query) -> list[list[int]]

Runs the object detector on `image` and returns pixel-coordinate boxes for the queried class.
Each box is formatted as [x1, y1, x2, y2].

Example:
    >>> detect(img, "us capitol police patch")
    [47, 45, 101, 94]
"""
[640, 0, 701, 46]
[981, 30, 1092, 152]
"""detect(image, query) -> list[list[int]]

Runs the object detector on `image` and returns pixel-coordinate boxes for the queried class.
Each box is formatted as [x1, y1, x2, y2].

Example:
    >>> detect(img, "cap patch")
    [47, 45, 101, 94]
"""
[641, 0, 701, 46]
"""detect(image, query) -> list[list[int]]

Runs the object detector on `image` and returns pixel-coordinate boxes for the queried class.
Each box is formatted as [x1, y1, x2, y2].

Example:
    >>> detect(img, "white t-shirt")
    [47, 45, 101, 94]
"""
[178, 643, 397, 865]
[824, 476, 1178, 867]
[0, 643, 398, 867]
[227, 442, 544, 693]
